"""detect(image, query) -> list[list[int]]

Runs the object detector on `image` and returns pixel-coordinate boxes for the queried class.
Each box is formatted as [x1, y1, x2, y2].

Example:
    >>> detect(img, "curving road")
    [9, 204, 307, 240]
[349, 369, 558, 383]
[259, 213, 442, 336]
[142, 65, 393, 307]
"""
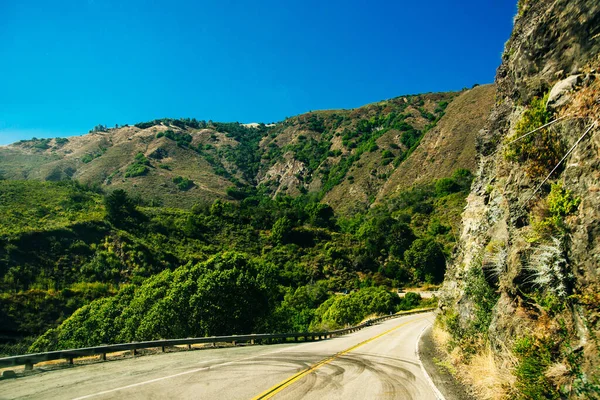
[1, 312, 438, 400]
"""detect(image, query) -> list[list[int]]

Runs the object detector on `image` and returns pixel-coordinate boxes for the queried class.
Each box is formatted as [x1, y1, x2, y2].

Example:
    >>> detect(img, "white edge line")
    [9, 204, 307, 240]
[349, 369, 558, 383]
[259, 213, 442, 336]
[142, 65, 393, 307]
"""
[73, 312, 434, 400]
[416, 323, 446, 400]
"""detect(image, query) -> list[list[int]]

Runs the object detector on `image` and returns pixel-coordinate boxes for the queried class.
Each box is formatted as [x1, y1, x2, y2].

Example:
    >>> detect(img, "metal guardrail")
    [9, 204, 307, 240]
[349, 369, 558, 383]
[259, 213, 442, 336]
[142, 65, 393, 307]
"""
[0, 307, 434, 370]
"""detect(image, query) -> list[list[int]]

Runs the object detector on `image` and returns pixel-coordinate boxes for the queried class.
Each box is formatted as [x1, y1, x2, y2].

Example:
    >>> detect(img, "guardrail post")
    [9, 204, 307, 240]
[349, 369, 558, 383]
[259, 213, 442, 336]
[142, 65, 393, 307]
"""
[68, 357, 73, 365]
[24, 362, 33, 371]
[133, 349, 138, 357]
[161, 346, 166, 353]
[232, 341, 236, 346]
[251, 339, 255, 345]
[188, 344, 192, 350]
[101, 353, 106, 361]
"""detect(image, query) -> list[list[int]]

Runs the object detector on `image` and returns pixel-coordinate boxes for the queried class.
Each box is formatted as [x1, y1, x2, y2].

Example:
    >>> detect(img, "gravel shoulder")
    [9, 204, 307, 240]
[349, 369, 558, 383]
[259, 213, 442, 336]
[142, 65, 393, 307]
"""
[419, 325, 476, 400]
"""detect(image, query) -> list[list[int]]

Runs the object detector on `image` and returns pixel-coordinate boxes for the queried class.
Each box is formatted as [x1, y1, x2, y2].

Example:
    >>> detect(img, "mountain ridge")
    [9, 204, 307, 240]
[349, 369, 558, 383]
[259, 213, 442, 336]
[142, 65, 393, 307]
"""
[0, 86, 495, 213]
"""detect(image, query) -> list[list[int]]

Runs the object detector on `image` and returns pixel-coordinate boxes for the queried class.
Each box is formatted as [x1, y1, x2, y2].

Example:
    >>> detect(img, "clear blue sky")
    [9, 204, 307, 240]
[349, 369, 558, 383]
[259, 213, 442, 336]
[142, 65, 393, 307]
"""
[0, 0, 517, 145]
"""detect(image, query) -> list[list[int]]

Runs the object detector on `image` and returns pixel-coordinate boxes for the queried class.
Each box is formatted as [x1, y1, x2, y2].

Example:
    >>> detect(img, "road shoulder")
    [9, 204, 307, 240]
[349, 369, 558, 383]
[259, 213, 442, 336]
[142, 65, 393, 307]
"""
[418, 326, 476, 400]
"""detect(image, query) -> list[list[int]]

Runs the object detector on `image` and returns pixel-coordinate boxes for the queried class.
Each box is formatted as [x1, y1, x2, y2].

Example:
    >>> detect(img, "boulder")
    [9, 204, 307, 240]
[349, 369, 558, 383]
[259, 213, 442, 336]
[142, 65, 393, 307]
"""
[546, 74, 581, 110]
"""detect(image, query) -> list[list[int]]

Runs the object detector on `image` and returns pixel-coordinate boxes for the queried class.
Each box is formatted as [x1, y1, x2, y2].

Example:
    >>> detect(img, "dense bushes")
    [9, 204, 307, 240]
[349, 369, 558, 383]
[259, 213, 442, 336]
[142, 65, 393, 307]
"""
[157, 130, 193, 148]
[173, 176, 194, 191]
[124, 152, 150, 178]
[404, 238, 446, 283]
[30, 253, 278, 351]
[1, 178, 461, 354]
[309, 287, 400, 330]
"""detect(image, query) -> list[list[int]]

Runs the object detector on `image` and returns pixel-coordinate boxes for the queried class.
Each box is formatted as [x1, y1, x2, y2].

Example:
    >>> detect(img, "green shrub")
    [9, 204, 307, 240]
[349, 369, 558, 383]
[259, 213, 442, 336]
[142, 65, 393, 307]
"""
[463, 266, 498, 335]
[310, 287, 400, 330]
[435, 178, 460, 197]
[451, 168, 473, 190]
[398, 292, 422, 310]
[30, 252, 278, 351]
[125, 152, 150, 178]
[531, 183, 580, 239]
[381, 149, 393, 158]
[33, 139, 51, 150]
[124, 163, 148, 178]
[514, 336, 558, 399]
[547, 183, 580, 217]
[504, 94, 565, 177]
[172, 176, 193, 191]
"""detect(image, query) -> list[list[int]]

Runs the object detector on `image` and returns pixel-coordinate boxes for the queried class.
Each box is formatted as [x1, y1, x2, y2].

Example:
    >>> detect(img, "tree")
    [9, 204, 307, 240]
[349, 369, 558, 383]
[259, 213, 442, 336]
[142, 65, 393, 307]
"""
[358, 214, 415, 260]
[306, 203, 335, 228]
[104, 189, 136, 225]
[404, 238, 446, 283]
[271, 216, 293, 245]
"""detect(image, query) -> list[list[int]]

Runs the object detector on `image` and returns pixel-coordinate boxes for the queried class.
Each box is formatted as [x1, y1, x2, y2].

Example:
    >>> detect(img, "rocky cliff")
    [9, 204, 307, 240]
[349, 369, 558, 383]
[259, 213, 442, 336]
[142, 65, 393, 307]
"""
[438, 0, 600, 398]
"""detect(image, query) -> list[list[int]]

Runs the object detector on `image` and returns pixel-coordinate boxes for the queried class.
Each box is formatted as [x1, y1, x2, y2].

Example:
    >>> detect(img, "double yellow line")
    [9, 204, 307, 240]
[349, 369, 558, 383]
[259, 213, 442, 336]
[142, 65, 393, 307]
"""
[251, 317, 422, 399]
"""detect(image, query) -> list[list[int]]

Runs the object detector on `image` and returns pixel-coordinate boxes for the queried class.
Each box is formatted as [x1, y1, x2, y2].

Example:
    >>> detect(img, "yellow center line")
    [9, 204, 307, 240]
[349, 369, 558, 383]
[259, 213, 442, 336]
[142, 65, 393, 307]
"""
[250, 317, 424, 400]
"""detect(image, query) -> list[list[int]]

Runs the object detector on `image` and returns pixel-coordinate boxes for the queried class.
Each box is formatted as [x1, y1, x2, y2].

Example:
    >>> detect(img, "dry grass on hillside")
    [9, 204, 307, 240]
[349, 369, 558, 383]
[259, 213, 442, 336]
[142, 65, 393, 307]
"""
[378, 84, 496, 201]
[432, 323, 516, 400]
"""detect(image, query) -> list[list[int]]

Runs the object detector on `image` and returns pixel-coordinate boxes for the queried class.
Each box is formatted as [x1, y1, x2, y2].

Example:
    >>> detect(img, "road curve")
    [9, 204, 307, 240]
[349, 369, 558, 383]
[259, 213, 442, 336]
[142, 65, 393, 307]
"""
[1, 312, 438, 400]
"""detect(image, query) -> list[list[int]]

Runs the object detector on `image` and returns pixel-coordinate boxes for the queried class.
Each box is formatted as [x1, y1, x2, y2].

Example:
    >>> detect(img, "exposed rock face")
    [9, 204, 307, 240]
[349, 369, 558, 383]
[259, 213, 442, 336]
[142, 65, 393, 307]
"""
[440, 0, 600, 397]
[547, 75, 582, 110]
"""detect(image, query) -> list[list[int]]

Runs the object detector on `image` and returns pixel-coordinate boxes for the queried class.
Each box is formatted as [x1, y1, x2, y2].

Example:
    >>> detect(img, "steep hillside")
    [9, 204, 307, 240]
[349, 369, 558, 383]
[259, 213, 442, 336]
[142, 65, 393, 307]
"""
[0, 122, 260, 208]
[257, 92, 458, 211]
[437, 1, 600, 398]
[0, 88, 494, 213]
[377, 84, 496, 199]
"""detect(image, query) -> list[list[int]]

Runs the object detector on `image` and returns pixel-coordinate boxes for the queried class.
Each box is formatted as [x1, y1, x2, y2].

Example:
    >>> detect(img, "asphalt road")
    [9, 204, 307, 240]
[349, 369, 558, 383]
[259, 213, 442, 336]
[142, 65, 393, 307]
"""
[1, 312, 438, 400]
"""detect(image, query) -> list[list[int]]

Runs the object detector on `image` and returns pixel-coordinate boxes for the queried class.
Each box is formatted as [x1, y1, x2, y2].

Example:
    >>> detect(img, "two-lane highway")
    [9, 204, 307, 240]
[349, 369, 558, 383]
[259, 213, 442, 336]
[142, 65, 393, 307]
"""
[1, 312, 438, 400]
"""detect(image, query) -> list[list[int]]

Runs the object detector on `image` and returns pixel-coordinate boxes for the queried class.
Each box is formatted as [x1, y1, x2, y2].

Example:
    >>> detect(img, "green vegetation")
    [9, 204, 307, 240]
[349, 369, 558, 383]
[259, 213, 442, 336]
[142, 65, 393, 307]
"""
[309, 287, 398, 330]
[403, 238, 445, 283]
[173, 176, 194, 191]
[157, 129, 193, 148]
[530, 183, 580, 241]
[514, 336, 558, 400]
[0, 93, 473, 355]
[0, 180, 104, 237]
[81, 147, 106, 163]
[439, 263, 498, 356]
[124, 152, 150, 178]
[259, 93, 455, 198]
[16, 137, 53, 150]
[504, 94, 566, 177]
[0, 174, 461, 354]
[136, 118, 207, 130]
[212, 122, 269, 183]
